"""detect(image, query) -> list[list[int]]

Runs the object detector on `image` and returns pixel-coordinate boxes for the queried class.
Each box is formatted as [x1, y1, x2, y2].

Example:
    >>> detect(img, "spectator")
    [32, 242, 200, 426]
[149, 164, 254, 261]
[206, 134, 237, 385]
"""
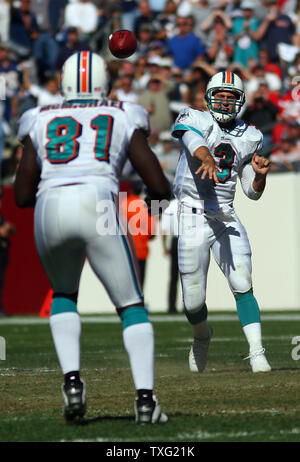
[22, 64, 63, 106]
[48, 0, 68, 36]
[269, 135, 300, 171]
[1, 143, 23, 185]
[243, 88, 279, 150]
[0, 188, 15, 316]
[30, 0, 52, 34]
[253, 0, 295, 63]
[10, 0, 59, 83]
[167, 15, 206, 71]
[190, 90, 207, 111]
[156, 0, 177, 39]
[10, 0, 40, 55]
[111, 74, 139, 103]
[232, 1, 261, 69]
[137, 55, 165, 90]
[148, 0, 167, 16]
[121, 0, 139, 32]
[277, 77, 300, 121]
[200, 8, 232, 35]
[184, 59, 216, 103]
[121, 181, 157, 289]
[0, 43, 21, 125]
[134, 0, 157, 37]
[55, 27, 91, 72]
[205, 12, 234, 70]
[138, 73, 173, 133]
[64, 0, 99, 36]
[135, 24, 154, 57]
[286, 51, 300, 78]
[257, 47, 283, 79]
[154, 130, 180, 183]
[245, 63, 282, 96]
[193, 0, 213, 37]
[0, 0, 10, 42]
[284, 120, 300, 149]
[133, 56, 153, 91]
[168, 66, 189, 106]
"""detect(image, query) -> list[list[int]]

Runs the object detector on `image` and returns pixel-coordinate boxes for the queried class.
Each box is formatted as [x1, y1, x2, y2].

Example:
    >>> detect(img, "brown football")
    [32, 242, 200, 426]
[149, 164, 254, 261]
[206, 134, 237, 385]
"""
[109, 30, 137, 59]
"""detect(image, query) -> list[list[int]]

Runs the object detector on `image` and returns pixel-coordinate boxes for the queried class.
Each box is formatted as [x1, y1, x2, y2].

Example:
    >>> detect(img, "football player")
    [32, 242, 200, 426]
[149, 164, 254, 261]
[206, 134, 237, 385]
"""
[14, 51, 171, 424]
[172, 71, 271, 373]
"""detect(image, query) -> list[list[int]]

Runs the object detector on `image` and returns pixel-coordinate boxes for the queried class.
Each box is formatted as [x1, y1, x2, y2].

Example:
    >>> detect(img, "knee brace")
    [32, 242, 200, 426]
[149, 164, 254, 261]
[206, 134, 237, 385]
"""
[184, 303, 208, 325]
[51, 292, 78, 316]
[120, 305, 149, 329]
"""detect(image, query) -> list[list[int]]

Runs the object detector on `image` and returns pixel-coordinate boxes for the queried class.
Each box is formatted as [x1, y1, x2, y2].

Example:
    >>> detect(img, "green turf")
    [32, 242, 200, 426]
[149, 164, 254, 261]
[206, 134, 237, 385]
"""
[0, 313, 300, 442]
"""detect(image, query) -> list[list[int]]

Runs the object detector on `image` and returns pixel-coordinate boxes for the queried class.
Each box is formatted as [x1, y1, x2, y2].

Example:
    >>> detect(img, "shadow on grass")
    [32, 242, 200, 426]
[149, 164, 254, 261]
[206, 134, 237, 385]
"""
[70, 415, 134, 426]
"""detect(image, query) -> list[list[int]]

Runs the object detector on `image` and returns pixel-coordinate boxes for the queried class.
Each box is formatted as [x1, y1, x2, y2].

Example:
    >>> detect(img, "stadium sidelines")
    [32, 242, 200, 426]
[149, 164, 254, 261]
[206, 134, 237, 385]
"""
[1, 313, 300, 325]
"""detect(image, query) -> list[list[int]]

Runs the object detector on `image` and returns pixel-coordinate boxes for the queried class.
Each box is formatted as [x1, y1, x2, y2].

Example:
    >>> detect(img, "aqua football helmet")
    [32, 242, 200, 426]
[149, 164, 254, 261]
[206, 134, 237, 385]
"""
[205, 71, 245, 123]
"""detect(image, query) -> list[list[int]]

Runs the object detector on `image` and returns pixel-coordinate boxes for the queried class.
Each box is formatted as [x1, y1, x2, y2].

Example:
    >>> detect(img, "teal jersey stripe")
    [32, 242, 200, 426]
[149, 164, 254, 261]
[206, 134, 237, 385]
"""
[111, 194, 143, 300]
[172, 124, 204, 138]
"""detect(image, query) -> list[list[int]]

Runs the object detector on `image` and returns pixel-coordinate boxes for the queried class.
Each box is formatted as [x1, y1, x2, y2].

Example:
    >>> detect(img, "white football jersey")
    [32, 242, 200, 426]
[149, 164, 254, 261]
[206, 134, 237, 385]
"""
[172, 108, 263, 211]
[18, 99, 150, 197]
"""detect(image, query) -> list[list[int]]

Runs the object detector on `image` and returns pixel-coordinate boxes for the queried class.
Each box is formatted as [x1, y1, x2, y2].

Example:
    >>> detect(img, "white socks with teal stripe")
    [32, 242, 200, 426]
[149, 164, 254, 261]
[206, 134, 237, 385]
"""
[243, 322, 263, 354]
[50, 312, 81, 374]
[123, 323, 154, 390]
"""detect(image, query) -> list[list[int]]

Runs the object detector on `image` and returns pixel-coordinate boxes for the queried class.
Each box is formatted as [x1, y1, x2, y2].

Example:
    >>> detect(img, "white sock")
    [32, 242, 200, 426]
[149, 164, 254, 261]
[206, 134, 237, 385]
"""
[122, 322, 154, 390]
[50, 312, 81, 374]
[243, 322, 263, 353]
[193, 320, 210, 340]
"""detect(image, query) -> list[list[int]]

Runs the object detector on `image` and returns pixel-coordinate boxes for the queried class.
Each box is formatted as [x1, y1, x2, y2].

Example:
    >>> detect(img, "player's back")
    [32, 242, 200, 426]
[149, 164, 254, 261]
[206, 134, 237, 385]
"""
[19, 99, 149, 198]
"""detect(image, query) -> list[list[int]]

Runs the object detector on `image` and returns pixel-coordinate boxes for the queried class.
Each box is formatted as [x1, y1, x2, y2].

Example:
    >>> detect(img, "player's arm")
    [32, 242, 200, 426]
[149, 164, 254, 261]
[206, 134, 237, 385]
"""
[128, 129, 171, 201]
[181, 130, 219, 184]
[239, 154, 270, 200]
[251, 154, 270, 193]
[14, 135, 41, 208]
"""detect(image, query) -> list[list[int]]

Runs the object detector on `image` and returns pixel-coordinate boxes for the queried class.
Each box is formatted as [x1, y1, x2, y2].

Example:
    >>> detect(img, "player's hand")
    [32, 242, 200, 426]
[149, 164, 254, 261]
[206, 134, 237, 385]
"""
[195, 155, 219, 184]
[251, 154, 270, 176]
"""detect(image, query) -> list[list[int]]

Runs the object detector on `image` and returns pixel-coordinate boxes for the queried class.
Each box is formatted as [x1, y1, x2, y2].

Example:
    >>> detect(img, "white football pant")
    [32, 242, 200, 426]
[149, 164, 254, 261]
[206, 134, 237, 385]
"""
[34, 184, 143, 308]
[178, 204, 252, 312]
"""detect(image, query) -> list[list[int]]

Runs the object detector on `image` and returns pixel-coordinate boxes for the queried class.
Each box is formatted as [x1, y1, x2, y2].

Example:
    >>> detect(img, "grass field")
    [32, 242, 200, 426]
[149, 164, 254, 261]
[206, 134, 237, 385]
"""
[0, 312, 300, 444]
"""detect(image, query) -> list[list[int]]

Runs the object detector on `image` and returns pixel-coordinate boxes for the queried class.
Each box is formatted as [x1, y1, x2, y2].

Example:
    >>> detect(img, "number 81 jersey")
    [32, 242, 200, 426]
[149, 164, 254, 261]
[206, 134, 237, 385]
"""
[18, 99, 150, 197]
[172, 108, 263, 210]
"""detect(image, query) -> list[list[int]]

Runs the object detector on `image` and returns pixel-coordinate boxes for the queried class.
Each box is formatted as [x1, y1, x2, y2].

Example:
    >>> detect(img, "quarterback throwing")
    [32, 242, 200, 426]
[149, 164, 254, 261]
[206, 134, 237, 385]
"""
[172, 71, 271, 374]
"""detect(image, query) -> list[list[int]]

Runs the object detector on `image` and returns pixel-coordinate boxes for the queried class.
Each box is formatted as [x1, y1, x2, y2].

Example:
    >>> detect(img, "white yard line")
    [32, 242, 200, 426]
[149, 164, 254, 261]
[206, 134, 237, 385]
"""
[1, 313, 300, 325]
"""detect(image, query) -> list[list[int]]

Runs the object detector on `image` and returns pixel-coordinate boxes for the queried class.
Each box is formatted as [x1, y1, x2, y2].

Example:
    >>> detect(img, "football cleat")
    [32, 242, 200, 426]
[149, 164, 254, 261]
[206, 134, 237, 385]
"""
[189, 325, 213, 373]
[134, 395, 168, 424]
[62, 379, 86, 422]
[245, 348, 271, 373]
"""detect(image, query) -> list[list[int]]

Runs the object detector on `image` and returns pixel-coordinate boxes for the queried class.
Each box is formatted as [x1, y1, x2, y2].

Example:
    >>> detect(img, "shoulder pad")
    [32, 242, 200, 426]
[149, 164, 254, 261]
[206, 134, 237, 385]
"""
[18, 107, 40, 141]
[123, 102, 150, 135]
[172, 107, 212, 138]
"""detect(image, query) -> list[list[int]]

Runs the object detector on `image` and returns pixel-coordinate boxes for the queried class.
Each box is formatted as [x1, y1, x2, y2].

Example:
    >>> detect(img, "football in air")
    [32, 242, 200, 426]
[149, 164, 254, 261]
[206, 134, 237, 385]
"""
[109, 30, 137, 59]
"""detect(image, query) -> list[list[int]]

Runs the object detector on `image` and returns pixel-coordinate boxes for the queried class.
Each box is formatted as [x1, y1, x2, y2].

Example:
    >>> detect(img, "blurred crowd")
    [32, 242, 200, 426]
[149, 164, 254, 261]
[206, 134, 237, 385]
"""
[0, 0, 300, 185]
